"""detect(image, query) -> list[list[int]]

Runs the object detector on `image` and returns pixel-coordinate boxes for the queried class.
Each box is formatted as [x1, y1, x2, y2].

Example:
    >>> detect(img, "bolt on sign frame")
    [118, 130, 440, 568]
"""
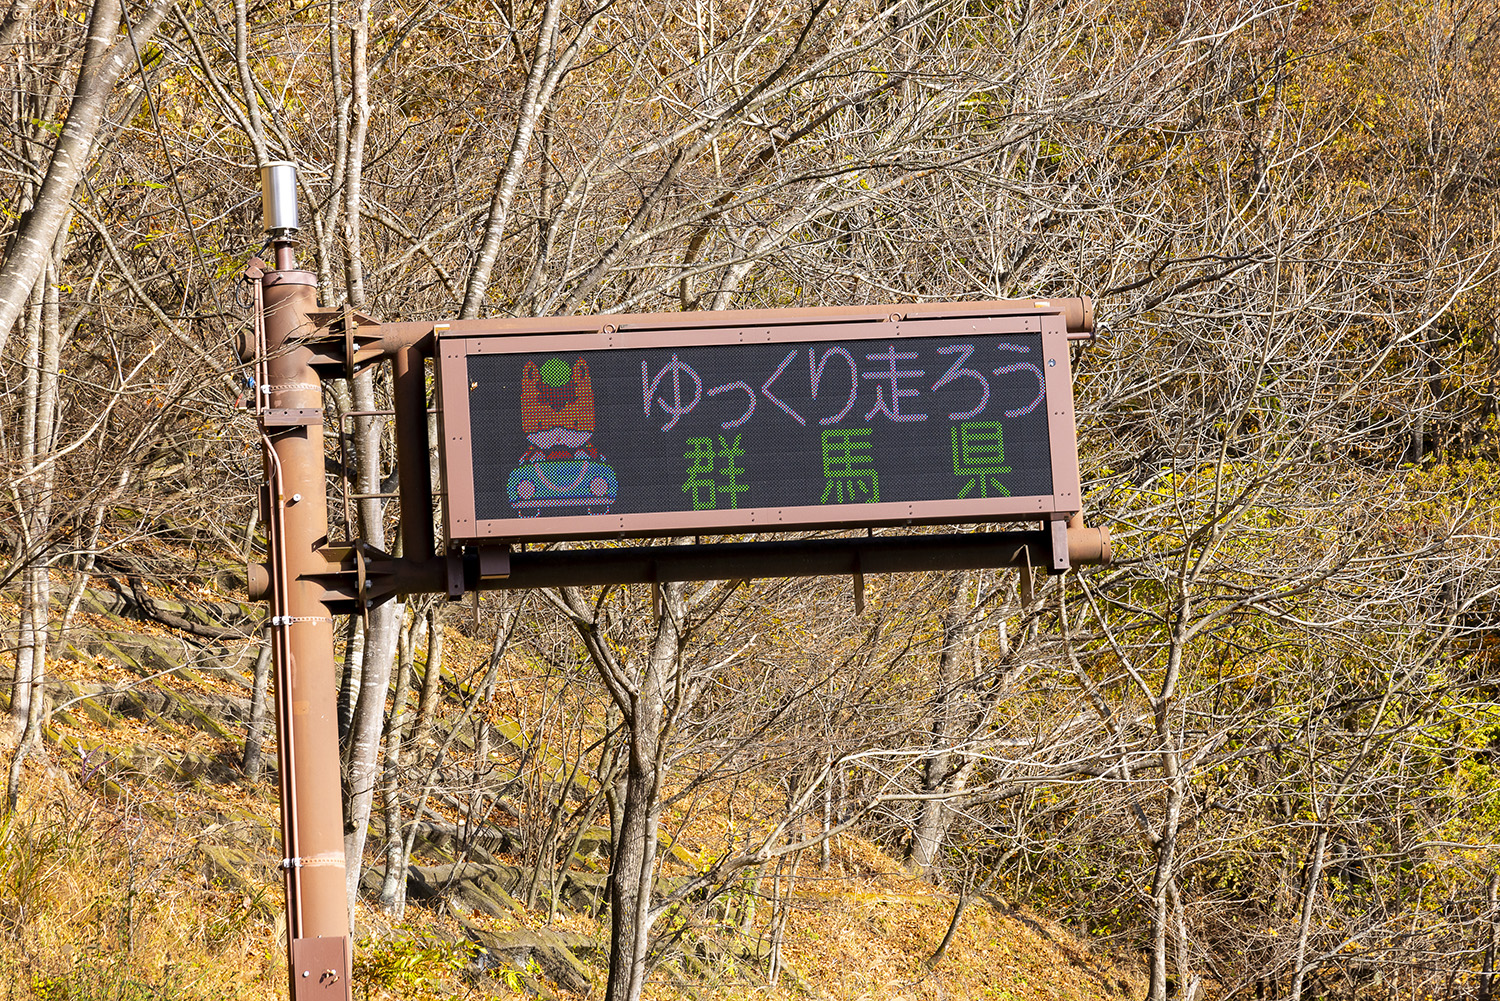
[434, 298, 1094, 567]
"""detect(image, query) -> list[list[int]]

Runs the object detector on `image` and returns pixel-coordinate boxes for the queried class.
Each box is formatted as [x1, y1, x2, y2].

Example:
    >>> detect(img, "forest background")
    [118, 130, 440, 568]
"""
[2, 0, 1499, 999]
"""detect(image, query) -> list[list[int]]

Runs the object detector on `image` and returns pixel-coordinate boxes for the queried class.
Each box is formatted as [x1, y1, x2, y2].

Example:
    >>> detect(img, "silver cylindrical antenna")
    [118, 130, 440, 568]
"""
[260, 161, 299, 237]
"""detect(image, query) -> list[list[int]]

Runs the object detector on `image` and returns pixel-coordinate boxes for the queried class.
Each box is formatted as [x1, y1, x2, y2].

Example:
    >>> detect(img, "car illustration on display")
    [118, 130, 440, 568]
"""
[507, 455, 617, 514]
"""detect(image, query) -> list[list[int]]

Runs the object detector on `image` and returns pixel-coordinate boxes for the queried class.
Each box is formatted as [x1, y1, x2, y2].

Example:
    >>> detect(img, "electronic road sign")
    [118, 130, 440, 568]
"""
[435, 300, 1088, 545]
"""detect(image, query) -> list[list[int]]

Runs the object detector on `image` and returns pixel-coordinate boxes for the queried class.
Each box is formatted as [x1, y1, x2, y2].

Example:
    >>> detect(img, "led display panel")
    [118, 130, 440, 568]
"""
[437, 306, 1083, 544]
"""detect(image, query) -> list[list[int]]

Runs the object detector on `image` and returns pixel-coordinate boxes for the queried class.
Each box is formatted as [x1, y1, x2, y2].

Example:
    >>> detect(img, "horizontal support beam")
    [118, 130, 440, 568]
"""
[468, 528, 1108, 590]
[247, 526, 1110, 606]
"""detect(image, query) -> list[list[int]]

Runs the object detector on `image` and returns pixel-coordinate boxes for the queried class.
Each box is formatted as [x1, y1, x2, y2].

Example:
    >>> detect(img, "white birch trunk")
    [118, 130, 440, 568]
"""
[342, 367, 404, 922]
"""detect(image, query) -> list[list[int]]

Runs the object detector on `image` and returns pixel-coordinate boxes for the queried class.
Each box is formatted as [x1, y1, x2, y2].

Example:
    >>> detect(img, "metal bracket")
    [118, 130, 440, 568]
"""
[1050, 517, 1070, 572]
[245, 530, 1111, 609]
[302, 307, 383, 378]
[262, 407, 323, 426]
[445, 546, 512, 601]
[446, 552, 464, 600]
[353, 544, 368, 628]
[291, 935, 350, 1001]
[479, 546, 511, 580]
[308, 541, 400, 615]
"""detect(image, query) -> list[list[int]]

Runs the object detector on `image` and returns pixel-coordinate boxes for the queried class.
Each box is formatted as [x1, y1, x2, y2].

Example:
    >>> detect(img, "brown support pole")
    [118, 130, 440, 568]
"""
[261, 261, 353, 1000]
[392, 341, 435, 562]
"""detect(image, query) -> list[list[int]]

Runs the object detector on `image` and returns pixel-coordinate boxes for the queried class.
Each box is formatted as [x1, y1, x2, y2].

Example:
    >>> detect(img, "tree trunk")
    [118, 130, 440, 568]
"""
[398, 602, 511, 910]
[0, 0, 171, 357]
[458, 0, 566, 318]
[340, 0, 370, 305]
[907, 574, 977, 876]
[10, 260, 60, 772]
[6, 565, 49, 810]
[50, 477, 119, 661]
[5, 172, 72, 822]
[602, 585, 682, 1001]
[343, 605, 401, 920]
[342, 367, 404, 922]
[456, 0, 585, 316]
[338, 610, 363, 740]
[379, 608, 418, 913]
[231, 0, 267, 163]
[409, 607, 444, 753]
[242, 627, 272, 780]
[1147, 772, 1184, 1001]
[316, 0, 346, 297]
[1169, 877, 1200, 1001]
[10, 565, 37, 736]
[0, 0, 39, 54]
[928, 853, 1012, 969]
[1480, 869, 1498, 1001]
[9, 279, 43, 735]
[765, 852, 802, 985]
[820, 753, 832, 870]
[1289, 827, 1328, 1001]
[606, 716, 663, 1001]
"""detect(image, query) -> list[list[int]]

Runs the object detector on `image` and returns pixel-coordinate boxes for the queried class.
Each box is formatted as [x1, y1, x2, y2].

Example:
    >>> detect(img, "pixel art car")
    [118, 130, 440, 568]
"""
[507, 457, 617, 513]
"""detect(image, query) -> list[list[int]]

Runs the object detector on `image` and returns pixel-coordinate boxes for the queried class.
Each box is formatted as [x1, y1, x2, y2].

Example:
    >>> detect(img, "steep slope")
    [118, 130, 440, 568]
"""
[1, 588, 1144, 1001]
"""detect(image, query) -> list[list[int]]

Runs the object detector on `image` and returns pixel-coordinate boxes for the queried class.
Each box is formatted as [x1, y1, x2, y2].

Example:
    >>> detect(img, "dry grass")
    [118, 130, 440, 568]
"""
[0, 749, 1144, 1001]
[0, 774, 285, 1000]
[0, 756, 1144, 1001]
[774, 876, 1138, 1001]
[0, 601, 1143, 1001]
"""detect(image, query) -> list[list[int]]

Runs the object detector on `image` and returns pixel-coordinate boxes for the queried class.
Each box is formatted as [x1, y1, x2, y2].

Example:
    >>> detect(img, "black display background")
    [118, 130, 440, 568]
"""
[467, 333, 1053, 521]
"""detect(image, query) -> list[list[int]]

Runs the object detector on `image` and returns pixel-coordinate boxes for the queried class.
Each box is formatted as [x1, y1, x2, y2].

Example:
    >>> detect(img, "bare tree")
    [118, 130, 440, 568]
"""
[0, 0, 172, 357]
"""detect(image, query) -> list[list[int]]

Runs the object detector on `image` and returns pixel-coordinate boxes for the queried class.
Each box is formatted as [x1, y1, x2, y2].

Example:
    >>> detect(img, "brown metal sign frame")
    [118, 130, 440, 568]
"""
[434, 303, 1085, 547]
